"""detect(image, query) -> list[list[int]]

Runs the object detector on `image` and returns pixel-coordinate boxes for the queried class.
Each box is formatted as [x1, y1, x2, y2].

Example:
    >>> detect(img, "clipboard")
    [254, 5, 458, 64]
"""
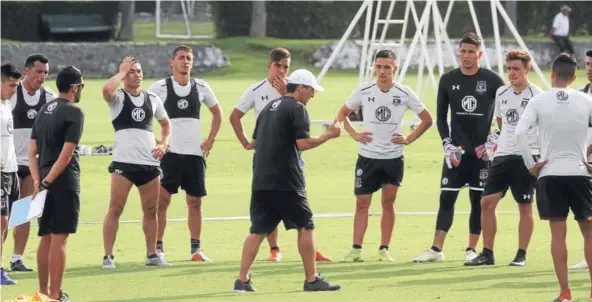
[8, 190, 48, 229]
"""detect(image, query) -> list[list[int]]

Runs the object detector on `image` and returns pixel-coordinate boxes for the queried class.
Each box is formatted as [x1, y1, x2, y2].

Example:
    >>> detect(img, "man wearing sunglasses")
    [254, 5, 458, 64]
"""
[28, 66, 86, 302]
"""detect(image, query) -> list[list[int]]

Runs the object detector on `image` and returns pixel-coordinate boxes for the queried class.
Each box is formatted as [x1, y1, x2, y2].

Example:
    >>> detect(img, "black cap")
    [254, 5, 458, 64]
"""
[56, 66, 83, 93]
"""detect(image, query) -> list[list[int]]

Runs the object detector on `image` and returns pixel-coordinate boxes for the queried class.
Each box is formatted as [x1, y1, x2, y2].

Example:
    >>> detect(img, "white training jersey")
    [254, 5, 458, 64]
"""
[1, 100, 17, 173]
[11, 83, 56, 166]
[235, 79, 282, 122]
[494, 83, 543, 157]
[345, 81, 426, 159]
[147, 77, 219, 156]
[582, 84, 592, 162]
[108, 89, 168, 166]
[516, 87, 592, 178]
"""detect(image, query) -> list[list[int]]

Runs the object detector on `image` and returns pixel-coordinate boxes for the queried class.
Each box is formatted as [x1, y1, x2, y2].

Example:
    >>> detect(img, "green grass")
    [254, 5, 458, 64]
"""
[1, 72, 591, 301]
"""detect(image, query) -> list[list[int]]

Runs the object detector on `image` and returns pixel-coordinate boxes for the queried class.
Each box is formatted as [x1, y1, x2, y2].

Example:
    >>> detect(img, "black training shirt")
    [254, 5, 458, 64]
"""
[252, 96, 310, 192]
[436, 68, 504, 155]
[31, 98, 84, 181]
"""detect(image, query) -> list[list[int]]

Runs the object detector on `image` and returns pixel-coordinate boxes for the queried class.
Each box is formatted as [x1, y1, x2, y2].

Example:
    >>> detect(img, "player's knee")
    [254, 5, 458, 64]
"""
[355, 196, 371, 212]
[518, 203, 533, 216]
[481, 195, 499, 212]
[439, 191, 458, 211]
[143, 204, 158, 218]
[108, 204, 125, 218]
[186, 196, 202, 210]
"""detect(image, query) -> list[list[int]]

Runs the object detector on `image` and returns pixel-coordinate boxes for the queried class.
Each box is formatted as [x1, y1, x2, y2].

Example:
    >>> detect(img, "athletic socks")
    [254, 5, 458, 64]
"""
[466, 247, 476, 253]
[431, 246, 442, 252]
[352, 244, 362, 249]
[379, 245, 388, 251]
[191, 239, 201, 254]
[11, 255, 23, 263]
[156, 240, 164, 252]
[270, 246, 280, 251]
[516, 248, 526, 258]
[482, 248, 494, 258]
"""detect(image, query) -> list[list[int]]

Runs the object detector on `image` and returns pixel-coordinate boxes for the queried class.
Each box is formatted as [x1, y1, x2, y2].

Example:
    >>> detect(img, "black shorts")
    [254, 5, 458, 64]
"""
[108, 161, 161, 187]
[249, 190, 315, 234]
[354, 155, 404, 195]
[160, 153, 206, 197]
[38, 188, 80, 236]
[17, 165, 30, 180]
[483, 155, 537, 204]
[1, 172, 20, 216]
[440, 154, 488, 191]
[536, 176, 592, 221]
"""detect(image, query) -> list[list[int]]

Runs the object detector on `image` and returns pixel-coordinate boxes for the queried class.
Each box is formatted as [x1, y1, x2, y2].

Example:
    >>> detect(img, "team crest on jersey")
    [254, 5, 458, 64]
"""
[441, 177, 448, 185]
[46, 102, 57, 113]
[356, 169, 363, 176]
[392, 96, 402, 106]
[7, 119, 13, 134]
[479, 168, 489, 180]
[521, 99, 529, 108]
[476, 81, 487, 95]
[27, 109, 38, 120]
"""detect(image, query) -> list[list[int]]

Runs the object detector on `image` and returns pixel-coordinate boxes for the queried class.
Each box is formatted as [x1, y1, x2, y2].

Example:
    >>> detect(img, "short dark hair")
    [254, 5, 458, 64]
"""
[586, 49, 592, 58]
[375, 49, 396, 61]
[56, 66, 83, 93]
[505, 49, 531, 69]
[269, 48, 291, 62]
[459, 32, 482, 49]
[1, 63, 22, 81]
[552, 52, 578, 81]
[286, 83, 298, 93]
[24, 53, 49, 68]
[172, 45, 193, 59]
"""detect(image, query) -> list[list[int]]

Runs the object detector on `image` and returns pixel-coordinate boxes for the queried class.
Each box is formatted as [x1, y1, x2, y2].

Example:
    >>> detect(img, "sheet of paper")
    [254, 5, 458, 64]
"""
[8, 190, 48, 229]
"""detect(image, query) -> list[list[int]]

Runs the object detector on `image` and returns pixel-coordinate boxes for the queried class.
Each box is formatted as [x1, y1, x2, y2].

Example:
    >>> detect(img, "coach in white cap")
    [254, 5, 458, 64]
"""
[233, 69, 341, 292]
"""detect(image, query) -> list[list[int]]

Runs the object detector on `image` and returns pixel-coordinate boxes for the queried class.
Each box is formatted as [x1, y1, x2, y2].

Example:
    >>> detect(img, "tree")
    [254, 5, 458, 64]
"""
[250, 1, 267, 37]
[117, 0, 135, 41]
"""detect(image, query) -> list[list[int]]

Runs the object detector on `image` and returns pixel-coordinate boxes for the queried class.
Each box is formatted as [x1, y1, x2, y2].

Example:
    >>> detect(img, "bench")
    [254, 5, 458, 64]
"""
[39, 14, 113, 41]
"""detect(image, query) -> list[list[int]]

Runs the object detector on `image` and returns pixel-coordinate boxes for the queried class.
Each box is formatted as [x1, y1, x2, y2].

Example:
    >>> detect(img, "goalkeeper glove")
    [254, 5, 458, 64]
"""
[475, 131, 500, 161]
[443, 137, 464, 169]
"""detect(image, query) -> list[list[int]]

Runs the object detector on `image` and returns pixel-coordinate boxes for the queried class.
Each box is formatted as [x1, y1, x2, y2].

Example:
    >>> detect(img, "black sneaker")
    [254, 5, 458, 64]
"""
[464, 253, 494, 266]
[234, 278, 256, 292]
[509, 254, 526, 266]
[59, 291, 71, 302]
[10, 260, 34, 272]
[303, 275, 341, 291]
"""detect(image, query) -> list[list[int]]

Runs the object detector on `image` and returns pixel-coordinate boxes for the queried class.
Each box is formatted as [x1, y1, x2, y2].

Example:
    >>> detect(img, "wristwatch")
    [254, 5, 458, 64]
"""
[40, 179, 51, 190]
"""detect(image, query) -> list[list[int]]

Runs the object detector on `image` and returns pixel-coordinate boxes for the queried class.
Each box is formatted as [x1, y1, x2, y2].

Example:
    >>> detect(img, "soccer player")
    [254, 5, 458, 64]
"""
[229, 47, 332, 263]
[233, 69, 341, 292]
[412, 33, 505, 264]
[29, 66, 86, 302]
[9, 54, 56, 272]
[568, 48, 592, 271]
[465, 49, 543, 267]
[1, 63, 22, 286]
[101, 56, 172, 268]
[337, 49, 433, 262]
[515, 52, 592, 302]
[147, 45, 222, 262]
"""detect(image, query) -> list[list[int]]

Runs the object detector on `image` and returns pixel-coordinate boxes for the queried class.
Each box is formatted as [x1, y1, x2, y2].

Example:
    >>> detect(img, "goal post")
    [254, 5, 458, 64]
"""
[154, 0, 214, 40]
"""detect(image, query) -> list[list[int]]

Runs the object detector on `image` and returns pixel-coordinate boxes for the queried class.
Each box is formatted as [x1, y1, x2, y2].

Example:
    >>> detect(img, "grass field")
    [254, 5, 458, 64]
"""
[1, 69, 591, 302]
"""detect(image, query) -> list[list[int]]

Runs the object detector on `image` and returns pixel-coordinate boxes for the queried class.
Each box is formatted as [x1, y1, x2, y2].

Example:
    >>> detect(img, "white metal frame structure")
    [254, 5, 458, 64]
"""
[155, 0, 214, 40]
[317, 0, 550, 96]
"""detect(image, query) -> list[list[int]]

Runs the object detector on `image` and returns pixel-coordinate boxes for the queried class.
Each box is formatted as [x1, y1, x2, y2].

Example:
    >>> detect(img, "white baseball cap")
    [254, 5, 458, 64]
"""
[287, 69, 325, 92]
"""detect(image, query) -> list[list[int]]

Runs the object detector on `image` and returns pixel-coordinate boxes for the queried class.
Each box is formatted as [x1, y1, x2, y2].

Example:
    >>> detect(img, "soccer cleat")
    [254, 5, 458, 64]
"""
[509, 254, 526, 267]
[191, 248, 213, 262]
[464, 254, 494, 266]
[59, 291, 71, 302]
[315, 250, 333, 262]
[10, 259, 34, 272]
[1, 268, 17, 285]
[465, 250, 478, 263]
[267, 249, 281, 262]
[303, 275, 341, 292]
[568, 259, 587, 270]
[234, 278, 256, 292]
[412, 249, 445, 263]
[343, 248, 363, 262]
[102, 255, 116, 269]
[552, 290, 572, 302]
[378, 249, 395, 262]
[146, 255, 173, 267]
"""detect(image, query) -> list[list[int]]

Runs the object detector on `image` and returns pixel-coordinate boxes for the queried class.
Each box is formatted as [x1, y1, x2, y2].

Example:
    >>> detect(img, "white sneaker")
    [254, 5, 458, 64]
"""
[568, 259, 587, 270]
[412, 249, 445, 263]
[156, 250, 165, 262]
[378, 249, 395, 262]
[465, 250, 478, 263]
[190, 249, 213, 262]
[146, 256, 173, 267]
[102, 256, 116, 269]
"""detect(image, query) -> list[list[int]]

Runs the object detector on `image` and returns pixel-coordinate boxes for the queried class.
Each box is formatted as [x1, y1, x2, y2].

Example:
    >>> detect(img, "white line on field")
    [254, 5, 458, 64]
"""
[76, 210, 520, 225]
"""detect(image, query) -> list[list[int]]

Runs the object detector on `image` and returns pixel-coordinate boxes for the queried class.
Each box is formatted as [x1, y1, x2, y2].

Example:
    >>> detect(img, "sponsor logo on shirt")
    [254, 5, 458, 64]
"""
[27, 109, 38, 119]
[132, 108, 146, 122]
[177, 99, 188, 109]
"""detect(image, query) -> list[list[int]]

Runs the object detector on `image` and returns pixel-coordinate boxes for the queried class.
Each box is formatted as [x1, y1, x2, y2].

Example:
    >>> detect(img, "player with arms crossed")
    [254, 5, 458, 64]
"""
[465, 49, 543, 267]
[515, 53, 592, 302]
[148, 45, 222, 263]
[336, 50, 433, 262]
[9, 54, 56, 272]
[229, 47, 332, 263]
[412, 33, 505, 264]
[29, 66, 86, 302]
[233, 69, 341, 292]
[1, 63, 21, 285]
[568, 48, 592, 270]
[101, 56, 172, 268]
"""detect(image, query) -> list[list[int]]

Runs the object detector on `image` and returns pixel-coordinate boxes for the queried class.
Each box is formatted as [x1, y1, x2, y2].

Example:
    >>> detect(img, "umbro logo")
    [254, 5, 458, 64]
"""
[452, 85, 460, 90]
